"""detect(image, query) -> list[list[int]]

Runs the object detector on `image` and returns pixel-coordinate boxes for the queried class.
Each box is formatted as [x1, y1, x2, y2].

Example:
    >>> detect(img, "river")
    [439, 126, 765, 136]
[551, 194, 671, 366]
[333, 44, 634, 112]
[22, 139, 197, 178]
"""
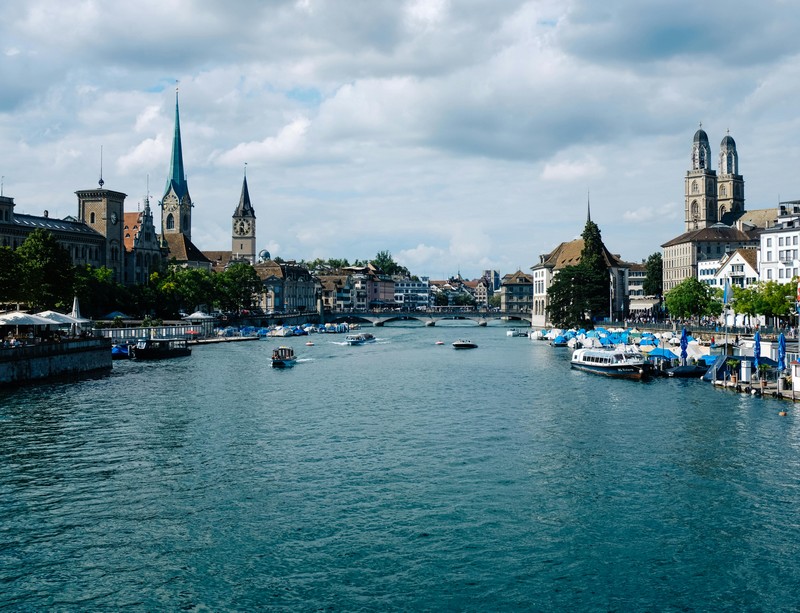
[1, 323, 799, 611]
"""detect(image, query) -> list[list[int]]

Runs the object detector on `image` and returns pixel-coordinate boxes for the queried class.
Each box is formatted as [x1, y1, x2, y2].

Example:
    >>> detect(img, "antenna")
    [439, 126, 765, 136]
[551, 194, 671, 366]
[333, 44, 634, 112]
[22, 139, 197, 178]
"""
[244, 161, 247, 177]
[99, 146, 104, 188]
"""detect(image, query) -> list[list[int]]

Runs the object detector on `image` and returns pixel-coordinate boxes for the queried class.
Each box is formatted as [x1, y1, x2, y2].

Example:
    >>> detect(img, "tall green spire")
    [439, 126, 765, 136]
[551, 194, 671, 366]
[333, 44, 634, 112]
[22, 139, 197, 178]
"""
[165, 88, 189, 201]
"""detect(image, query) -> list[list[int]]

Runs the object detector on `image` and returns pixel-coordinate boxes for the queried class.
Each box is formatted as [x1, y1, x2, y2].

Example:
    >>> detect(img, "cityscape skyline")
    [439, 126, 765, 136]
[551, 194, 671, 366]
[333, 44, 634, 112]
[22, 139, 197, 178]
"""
[1, 1, 799, 279]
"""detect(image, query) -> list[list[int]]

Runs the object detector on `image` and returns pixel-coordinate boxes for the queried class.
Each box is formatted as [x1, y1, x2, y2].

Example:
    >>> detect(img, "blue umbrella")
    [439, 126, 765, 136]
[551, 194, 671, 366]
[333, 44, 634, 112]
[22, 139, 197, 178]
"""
[753, 331, 761, 372]
[778, 332, 786, 371]
[680, 327, 688, 364]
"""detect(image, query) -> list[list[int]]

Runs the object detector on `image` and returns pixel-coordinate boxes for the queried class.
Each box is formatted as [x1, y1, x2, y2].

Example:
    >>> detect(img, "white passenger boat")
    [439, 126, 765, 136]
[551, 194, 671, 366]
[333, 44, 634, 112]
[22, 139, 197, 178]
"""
[506, 328, 528, 337]
[344, 333, 376, 346]
[452, 339, 478, 349]
[570, 346, 650, 380]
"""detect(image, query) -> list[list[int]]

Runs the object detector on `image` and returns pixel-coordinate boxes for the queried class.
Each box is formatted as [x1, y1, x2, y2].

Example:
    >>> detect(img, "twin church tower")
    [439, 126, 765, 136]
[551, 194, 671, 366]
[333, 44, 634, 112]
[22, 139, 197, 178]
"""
[684, 125, 745, 232]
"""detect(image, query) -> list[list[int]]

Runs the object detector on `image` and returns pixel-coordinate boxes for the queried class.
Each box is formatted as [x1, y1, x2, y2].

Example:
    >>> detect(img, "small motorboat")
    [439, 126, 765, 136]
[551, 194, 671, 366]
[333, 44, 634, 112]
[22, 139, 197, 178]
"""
[111, 342, 132, 359]
[271, 346, 297, 368]
[452, 339, 478, 349]
[435, 340, 444, 345]
[666, 364, 708, 378]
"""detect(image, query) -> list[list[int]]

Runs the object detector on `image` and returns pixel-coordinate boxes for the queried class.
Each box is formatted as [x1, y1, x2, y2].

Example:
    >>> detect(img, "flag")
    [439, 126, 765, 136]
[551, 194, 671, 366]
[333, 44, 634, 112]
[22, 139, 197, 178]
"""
[723, 279, 732, 305]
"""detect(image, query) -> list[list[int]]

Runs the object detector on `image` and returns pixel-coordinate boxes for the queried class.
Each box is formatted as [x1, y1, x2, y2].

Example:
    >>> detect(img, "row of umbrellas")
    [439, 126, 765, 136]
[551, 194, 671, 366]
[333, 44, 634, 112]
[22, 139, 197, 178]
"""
[0, 297, 90, 328]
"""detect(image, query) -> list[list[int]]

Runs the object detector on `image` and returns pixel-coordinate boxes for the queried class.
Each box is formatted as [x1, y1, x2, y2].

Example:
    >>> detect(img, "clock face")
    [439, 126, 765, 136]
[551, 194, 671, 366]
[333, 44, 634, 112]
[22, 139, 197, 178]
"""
[236, 220, 252, 235]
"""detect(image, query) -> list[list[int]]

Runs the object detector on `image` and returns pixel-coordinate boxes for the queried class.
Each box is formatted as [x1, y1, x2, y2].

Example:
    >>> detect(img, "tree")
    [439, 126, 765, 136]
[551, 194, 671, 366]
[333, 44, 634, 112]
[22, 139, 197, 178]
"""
[370, 250, 409, 277]
[643, 253, 663, 296]
[547, 264, 594, 328]
[0, 246, 20, 304]
[15, 229, 75, 311]
[215, 263, 262, 312]
[580, 220, 611, 319]
[664, 277, 712, 320]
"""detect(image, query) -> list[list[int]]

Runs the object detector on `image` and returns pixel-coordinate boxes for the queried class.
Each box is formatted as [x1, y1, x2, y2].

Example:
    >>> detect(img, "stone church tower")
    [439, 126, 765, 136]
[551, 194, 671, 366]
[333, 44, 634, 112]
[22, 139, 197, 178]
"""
[717, 132, 744, 220]
[76, 179, 127, 284]
[685, 126, 718, 231]
[231, 170, 256, 264]
[161, 89, 192, 241]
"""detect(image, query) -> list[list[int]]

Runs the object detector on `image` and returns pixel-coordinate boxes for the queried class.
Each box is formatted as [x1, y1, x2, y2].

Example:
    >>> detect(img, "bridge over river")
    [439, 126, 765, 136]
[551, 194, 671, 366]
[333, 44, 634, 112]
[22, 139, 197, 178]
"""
[325, 309, 532, 327]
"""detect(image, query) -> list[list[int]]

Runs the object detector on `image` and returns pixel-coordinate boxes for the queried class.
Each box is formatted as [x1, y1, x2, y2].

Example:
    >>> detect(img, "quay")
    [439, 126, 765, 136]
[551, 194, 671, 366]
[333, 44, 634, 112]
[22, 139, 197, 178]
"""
[0, 338, 112, 387]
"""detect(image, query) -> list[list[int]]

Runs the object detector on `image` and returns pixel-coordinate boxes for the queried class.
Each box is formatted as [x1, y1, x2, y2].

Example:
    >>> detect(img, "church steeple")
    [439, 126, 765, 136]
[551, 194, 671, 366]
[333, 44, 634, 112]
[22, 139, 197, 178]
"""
[231, 165, 257, 265]
[165, 89, 189, 201]
[161, 88, 193, 241]
[234, 168, 255, 218]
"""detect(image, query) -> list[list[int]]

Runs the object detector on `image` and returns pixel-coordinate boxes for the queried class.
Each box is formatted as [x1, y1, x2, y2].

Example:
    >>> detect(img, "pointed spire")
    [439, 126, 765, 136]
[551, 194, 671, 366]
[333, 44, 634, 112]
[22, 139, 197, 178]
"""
[165, 87, 189, 200]
[587, 190, 591, 223]
[235, 164, 255, 217]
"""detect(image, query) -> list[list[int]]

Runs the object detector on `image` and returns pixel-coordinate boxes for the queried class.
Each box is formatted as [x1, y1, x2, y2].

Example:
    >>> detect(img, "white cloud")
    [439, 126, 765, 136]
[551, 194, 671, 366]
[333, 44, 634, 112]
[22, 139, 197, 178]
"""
[541, 156, 605, 181]
[214, 117, 311, 167]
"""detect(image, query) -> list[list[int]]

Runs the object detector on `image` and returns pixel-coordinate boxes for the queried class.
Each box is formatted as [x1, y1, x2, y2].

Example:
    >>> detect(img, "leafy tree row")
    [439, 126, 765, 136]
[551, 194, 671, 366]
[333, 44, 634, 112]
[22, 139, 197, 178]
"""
[664, 276, 796, 324]
[1, 229, 264, 318]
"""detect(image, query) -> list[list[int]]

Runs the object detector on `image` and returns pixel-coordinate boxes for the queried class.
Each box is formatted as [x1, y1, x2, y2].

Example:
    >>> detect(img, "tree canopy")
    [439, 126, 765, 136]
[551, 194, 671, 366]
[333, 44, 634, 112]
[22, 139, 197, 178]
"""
[664, 277, 712, 319]
[15, 229, 75, 311]
[643, 253, 663, 296]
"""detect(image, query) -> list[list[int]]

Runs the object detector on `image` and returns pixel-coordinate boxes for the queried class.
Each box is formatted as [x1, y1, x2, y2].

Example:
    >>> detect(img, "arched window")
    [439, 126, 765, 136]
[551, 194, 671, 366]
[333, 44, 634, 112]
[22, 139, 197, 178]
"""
[90, 212, 96, 223]
[166, 214, 175, 230]
[691, 180, 698, 194]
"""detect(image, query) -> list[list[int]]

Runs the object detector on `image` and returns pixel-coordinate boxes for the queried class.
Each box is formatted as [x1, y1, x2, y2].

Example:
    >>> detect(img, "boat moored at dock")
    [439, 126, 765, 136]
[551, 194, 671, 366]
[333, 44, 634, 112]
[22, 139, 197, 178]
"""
[570, 346, 650, 380]
[131, 337, 192, 360]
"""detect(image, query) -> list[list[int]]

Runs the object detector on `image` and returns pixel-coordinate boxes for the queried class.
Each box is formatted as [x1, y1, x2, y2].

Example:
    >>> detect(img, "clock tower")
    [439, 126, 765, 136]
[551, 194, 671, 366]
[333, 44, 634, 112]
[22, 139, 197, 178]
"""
[76, 179, 127, 284]
[685, 125, 718, 232]
[231, 170, 257, 264]
[161, 89, 192, 241]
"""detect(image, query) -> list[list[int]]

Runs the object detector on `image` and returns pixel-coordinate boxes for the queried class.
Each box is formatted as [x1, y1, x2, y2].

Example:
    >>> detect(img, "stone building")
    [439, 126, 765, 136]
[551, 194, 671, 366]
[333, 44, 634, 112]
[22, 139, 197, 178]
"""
[254, 260, 318, 313]
[499, 270, 532, 314]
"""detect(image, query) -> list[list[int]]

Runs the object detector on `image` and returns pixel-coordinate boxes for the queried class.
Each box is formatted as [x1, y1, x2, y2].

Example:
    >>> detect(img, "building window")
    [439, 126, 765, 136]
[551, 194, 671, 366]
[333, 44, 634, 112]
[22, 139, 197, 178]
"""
[166, 214, 175, 230]
[90, 212, 96, 223]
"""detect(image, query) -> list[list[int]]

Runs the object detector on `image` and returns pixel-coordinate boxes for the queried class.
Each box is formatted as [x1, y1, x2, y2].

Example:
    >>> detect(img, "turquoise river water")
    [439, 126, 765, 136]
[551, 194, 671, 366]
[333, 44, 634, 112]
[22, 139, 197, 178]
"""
[1, 323, 800, 611]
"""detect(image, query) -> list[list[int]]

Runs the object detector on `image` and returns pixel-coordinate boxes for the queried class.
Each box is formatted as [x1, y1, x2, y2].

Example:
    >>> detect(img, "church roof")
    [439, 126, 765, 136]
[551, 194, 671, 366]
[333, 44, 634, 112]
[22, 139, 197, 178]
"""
[721, 207, 778, 229]
[233, 175, 255, 218]
[661, 225, 756, 248]
[162, 233, 210, 264]
[204, 250, 234, 273]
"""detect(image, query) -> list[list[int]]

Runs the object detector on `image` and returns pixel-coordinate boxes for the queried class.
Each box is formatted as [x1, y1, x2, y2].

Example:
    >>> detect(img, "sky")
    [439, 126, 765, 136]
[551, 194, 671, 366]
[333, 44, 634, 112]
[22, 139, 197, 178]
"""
[2, 0, 800, 280]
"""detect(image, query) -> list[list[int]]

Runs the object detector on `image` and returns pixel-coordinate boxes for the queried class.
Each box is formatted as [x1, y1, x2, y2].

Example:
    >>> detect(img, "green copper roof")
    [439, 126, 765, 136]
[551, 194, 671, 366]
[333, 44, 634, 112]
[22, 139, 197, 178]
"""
[164, 90, 189, 201]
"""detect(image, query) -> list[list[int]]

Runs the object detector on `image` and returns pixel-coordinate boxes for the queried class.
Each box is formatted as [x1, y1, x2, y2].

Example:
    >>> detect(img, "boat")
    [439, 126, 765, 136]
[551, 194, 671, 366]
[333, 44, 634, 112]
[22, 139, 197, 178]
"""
[435, 340, 444, 345]
[111, 342, 132, 359]
[271, 346, 297, 368]
[506, 328, 528, 337]
[452, 339, 478, 349]
[666, 364, 709, 378]
[130, 337, 191, 360]
[550, 335, 568, 347]
[344, 333, 376, 346]
[570, 346, 650, 380]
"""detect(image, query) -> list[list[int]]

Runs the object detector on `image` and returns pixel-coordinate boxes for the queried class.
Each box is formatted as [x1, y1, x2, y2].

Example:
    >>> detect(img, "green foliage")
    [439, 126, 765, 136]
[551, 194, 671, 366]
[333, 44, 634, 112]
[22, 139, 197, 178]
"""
[488, 294, 501, 308]
[15, 229, 75, 310]
[758, 280, 794, 319]
[643, 253, 663, 296]
[579, 221, 611, 319]
[433, 292, 449, 306]
[370, 250, 409, 277]
[547, 264, 595, 328]
[215, 263, 262, 312]
[452, 292, 476, 306]
[664, 277, 712, 319]
[0, 246, 20, 303]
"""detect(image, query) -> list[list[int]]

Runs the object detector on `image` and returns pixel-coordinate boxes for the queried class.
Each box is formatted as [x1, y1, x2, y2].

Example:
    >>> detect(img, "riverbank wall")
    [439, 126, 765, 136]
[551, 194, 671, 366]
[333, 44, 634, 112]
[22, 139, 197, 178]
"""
[0, 339, 112, 387]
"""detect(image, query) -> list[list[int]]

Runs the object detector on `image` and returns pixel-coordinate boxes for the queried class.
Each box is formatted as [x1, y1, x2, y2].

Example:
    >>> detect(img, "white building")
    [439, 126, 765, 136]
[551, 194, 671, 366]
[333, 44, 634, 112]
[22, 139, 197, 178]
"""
[759, 201, 800, 284]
